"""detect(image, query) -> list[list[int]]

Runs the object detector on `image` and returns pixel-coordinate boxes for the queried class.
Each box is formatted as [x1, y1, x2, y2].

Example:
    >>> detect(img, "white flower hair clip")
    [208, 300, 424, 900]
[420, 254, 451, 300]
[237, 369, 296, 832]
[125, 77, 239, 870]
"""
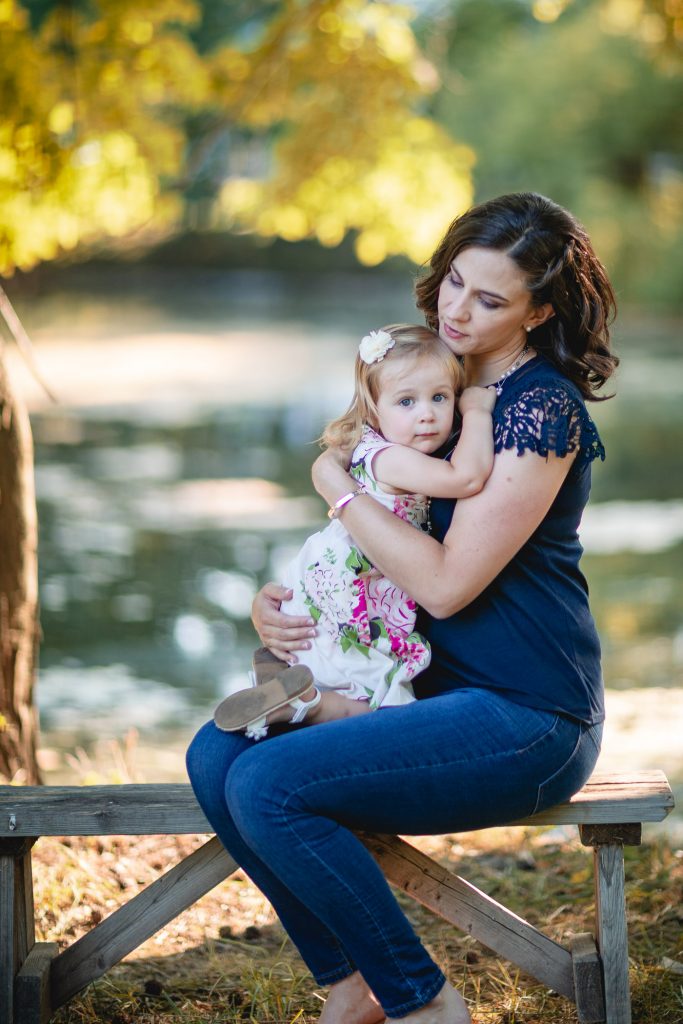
[359, 329, 395, 364]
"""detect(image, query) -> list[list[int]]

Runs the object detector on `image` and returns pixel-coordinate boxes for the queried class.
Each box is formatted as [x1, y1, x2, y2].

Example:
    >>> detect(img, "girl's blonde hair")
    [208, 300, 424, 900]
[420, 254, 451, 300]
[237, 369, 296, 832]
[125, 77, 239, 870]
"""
[322, 323, 464, 450]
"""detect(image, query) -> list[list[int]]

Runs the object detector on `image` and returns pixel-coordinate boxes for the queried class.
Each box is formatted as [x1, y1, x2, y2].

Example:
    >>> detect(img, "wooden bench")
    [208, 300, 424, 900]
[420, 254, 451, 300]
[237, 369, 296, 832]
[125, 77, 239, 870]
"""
[0, 770, 673, 1024]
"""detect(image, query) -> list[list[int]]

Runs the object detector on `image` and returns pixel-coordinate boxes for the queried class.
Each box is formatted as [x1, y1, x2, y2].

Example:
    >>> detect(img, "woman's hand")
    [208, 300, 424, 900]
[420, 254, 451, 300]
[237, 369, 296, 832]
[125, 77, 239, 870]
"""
[251, 582, 317, 664]
[311, 446, 354, 506]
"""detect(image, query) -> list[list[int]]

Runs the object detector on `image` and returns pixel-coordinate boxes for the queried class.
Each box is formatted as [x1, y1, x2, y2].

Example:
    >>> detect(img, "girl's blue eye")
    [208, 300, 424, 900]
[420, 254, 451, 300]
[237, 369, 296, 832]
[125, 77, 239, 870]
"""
[399, 397, 413, 407]
[433, 394, 446, 403]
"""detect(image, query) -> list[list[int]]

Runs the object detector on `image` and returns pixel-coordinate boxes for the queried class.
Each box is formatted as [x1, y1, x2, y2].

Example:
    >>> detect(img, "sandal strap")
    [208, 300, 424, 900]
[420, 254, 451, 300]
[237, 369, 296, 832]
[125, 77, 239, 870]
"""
[288, 687, 322, 724]
[244, 688, 321, 739]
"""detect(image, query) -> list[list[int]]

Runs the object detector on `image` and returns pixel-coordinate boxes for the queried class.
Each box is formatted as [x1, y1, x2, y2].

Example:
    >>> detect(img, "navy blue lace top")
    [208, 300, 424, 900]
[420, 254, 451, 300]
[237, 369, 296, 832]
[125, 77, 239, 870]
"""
[414, 355, 605, 725]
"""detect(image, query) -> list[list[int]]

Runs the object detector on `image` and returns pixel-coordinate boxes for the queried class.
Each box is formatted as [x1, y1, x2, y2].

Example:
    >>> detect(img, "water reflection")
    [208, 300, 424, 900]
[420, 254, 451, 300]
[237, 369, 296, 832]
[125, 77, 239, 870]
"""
[7, 268, 682, 801]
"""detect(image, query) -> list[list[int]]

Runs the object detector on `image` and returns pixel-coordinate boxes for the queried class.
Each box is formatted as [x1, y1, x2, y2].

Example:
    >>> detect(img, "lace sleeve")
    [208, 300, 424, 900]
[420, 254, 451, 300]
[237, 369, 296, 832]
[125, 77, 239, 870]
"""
[494, 384, 605, 462]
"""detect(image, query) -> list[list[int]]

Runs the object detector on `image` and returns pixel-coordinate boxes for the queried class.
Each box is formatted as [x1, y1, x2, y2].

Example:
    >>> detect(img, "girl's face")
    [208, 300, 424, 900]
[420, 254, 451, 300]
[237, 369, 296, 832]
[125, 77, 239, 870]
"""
[437, 246, 550, 360]
[374, 354, 456, 454]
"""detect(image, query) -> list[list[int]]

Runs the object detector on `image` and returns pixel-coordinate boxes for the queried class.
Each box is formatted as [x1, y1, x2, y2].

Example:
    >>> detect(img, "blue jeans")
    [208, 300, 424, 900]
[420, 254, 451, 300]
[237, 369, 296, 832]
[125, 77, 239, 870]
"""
[186, 687, 602, 1018]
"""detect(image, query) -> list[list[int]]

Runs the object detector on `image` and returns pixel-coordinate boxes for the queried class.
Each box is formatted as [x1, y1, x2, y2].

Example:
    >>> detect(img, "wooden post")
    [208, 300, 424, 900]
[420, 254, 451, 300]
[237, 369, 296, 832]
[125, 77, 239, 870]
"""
[571, 932, 606, 1023]
[0, 837, 36, 1024]
[0, 844, 15, 1024]
[580, 824, 641, 1024]
[15, 942, 58, 1024]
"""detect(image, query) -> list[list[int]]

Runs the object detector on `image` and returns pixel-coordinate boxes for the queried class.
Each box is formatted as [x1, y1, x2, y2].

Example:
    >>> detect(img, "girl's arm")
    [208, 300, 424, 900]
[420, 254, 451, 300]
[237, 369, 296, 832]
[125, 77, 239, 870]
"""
[312, 441, 577, 618]
[372, 387, 495, 498]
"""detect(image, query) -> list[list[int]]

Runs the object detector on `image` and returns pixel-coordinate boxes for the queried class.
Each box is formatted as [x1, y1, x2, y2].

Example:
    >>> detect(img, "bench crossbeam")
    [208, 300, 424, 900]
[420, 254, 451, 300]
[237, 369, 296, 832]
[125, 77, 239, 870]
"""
[50, 836, 237, 1010]
[0, 770, 674, 1024]
[364, 833, 575, 999]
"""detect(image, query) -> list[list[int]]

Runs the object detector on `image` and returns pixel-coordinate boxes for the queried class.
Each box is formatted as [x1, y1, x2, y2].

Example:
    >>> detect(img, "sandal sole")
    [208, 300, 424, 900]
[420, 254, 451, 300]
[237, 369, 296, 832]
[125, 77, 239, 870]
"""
[214, 665, 314, 732]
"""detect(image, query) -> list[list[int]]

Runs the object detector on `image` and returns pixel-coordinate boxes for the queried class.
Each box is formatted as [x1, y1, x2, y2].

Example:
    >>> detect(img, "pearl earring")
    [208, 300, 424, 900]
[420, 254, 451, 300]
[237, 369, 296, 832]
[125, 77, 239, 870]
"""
[525, 326, 532, 333]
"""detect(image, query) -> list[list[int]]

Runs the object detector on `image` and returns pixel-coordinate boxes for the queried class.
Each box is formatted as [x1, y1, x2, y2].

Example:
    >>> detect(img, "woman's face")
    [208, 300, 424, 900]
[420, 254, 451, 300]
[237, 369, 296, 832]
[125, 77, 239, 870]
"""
[437, 246, 547, 360]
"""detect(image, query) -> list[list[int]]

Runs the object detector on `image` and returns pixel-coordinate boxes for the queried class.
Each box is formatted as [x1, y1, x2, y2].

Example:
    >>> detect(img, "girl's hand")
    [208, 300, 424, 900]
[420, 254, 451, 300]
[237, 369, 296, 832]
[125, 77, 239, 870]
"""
[311, 446, 354, 505]
[458, 385, 496, 416]
[251, 582, 317, 664]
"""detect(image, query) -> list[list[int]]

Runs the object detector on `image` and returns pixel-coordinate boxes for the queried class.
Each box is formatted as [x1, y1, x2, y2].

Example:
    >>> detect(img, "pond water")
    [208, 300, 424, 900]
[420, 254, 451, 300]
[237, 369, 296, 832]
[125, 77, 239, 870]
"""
[8, 266, 683, 821]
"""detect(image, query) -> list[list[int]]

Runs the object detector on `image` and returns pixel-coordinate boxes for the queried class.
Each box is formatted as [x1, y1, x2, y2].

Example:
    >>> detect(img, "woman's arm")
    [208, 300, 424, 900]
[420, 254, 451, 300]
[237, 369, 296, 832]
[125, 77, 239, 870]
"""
[373, 387, 495, 499]
[313, 444, 576, 618]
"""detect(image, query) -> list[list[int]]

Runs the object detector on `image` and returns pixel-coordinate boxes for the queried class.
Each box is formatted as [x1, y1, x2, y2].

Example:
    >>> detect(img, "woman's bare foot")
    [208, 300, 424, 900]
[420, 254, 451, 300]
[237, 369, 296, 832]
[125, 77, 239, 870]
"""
[318, 971, 385, 1024]
[385, 981, 470, 1023]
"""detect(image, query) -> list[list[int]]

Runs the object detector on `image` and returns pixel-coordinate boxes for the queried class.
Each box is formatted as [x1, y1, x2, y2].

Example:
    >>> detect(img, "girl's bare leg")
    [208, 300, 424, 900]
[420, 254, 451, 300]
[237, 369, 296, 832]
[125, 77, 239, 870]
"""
[260, 688, 372, 728]
[308, 691, 372, 724]
[318, 971, 385, 1024]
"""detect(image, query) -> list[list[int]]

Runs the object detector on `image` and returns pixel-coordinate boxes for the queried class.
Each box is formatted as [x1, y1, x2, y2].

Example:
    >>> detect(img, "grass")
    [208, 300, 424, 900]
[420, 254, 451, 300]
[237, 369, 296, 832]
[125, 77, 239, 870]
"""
[31, 825, 683, 1024]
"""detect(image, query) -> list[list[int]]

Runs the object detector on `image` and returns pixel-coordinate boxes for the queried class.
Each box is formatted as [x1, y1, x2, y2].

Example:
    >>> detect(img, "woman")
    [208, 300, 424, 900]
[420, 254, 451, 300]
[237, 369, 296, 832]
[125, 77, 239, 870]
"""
[186, 192, 618, 1024]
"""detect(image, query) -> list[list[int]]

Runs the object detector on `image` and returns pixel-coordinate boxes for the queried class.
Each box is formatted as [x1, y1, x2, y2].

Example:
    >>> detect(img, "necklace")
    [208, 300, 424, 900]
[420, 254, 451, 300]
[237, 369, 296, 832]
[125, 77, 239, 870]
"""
[488, 344, 530, 396]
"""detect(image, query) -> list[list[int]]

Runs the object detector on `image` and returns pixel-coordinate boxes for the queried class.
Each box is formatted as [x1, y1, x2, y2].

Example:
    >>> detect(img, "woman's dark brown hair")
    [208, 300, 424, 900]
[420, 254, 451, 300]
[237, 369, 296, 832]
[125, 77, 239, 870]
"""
[415, 192, 618, 400]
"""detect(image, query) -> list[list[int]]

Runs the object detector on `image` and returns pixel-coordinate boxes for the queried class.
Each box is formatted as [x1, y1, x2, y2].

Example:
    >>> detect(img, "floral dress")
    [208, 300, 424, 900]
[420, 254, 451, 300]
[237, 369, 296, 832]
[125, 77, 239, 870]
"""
[280, 426, 431, 709]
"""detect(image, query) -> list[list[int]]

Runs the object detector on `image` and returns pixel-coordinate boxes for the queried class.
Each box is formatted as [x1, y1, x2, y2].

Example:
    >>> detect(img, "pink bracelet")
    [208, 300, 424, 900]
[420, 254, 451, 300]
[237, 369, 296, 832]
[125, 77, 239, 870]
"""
[327, 488, 362, 520]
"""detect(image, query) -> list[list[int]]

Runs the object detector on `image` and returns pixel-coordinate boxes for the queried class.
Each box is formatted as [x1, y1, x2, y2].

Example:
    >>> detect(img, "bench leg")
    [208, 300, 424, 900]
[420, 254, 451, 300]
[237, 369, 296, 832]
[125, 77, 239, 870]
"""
[15, 942, 59, 1024]
[593, 843, 631, 1024]
[580, 824, 641, 1024]
[571, 932, 606, 1023]
[0, 838, 37, 1024]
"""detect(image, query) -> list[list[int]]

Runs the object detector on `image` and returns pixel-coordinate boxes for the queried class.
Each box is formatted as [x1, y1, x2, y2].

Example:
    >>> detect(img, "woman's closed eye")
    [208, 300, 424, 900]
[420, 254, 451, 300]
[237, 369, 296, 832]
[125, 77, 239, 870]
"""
[448, 270, 502, 310]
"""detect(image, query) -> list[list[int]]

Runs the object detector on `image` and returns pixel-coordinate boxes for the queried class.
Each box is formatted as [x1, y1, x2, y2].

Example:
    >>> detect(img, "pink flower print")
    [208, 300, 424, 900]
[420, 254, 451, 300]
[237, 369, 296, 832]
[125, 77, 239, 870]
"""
[394, 493, 429, 529]
[393, 498, 413, 524]
[388, 635, 430, 678]
[366, 577, 416, 637]
[349, 579, 372, 645]
[303, 562, 356, 639]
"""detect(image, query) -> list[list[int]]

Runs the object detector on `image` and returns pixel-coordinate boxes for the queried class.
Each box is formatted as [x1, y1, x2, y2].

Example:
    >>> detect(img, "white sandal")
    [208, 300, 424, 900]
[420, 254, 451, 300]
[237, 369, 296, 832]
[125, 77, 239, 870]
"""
[247, 686, 323, 740]
[213, 665, 320, 740]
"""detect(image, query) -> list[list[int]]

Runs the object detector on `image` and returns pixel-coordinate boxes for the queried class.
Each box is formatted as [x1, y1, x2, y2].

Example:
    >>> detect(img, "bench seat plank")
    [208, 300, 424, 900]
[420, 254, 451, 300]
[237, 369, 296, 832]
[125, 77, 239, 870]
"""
[0, 771, 673, 838]
[514, 770, 674, 827]
[0, 784, 209, 837]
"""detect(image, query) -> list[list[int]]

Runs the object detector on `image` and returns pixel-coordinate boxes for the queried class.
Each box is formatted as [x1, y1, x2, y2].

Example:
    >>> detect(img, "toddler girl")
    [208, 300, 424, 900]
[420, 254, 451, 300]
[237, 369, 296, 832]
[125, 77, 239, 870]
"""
[214, 323, 495, 738]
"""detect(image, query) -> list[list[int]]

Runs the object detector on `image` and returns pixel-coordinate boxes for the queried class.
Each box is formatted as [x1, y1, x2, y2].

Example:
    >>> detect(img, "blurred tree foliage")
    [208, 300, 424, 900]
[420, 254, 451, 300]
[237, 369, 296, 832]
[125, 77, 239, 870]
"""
[2, 0, 681, 304]
[1, 0, 210, 272]
[424, 0, 683, 307]
[0, 0, 474, 273]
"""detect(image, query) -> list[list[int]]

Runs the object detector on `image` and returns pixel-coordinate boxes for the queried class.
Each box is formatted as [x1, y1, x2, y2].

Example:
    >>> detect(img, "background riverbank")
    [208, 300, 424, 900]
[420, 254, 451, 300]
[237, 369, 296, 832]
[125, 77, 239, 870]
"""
[7, 265, 683, 834]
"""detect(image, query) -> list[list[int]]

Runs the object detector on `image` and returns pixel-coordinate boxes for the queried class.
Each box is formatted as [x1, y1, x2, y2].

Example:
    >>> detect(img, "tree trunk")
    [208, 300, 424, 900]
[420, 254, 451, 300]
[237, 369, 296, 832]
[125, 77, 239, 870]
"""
[0, 343, 41, 783]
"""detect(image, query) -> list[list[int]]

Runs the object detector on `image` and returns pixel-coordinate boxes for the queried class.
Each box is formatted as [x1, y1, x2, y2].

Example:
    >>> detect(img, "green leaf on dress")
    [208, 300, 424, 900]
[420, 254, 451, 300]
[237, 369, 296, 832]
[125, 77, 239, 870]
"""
[339, 625, 371, 657]
[345, 547, 372, 574]
[303, 594, 322, 622]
